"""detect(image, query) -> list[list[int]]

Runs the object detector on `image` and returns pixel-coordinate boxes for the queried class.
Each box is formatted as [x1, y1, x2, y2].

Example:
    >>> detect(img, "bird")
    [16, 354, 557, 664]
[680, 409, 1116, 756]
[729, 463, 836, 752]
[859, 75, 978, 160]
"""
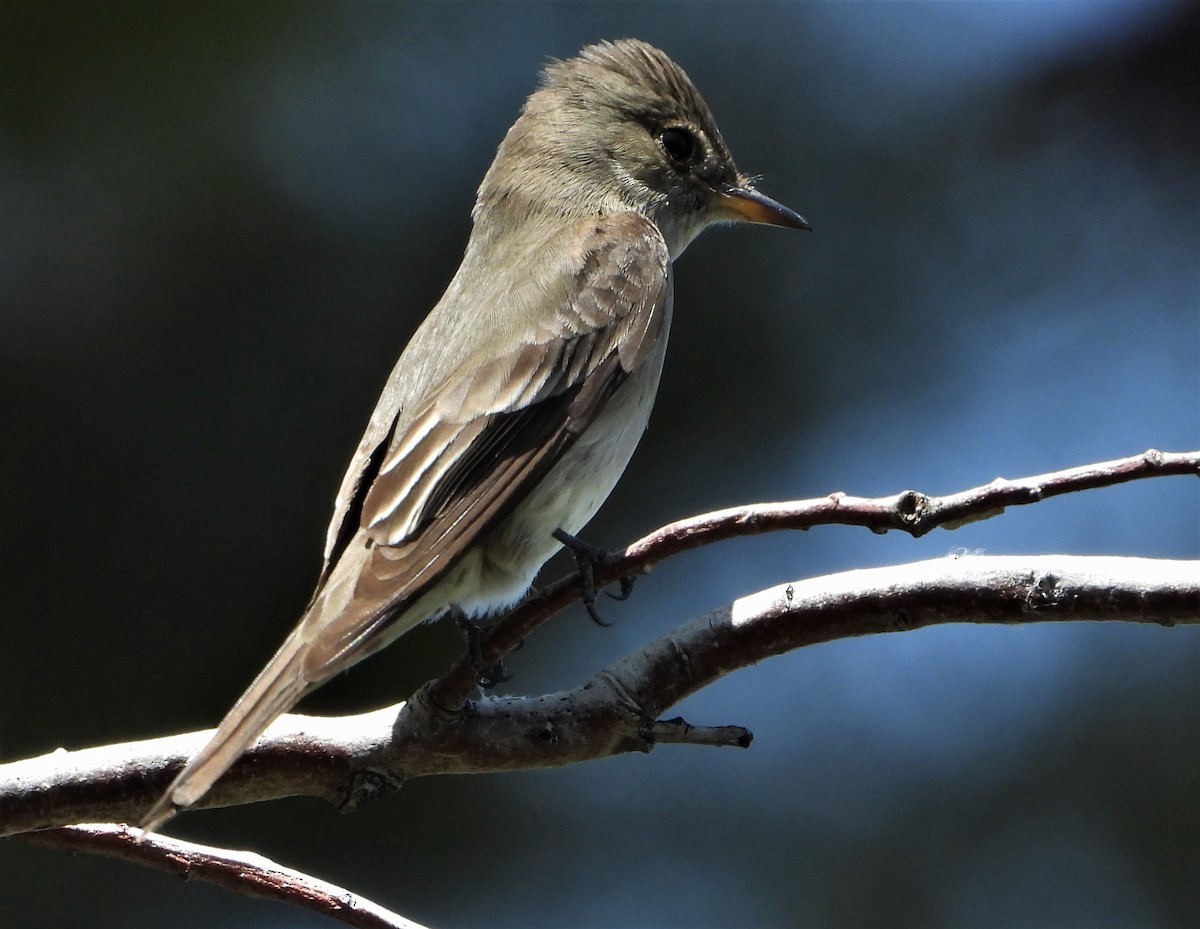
[139, 38, 808, 833]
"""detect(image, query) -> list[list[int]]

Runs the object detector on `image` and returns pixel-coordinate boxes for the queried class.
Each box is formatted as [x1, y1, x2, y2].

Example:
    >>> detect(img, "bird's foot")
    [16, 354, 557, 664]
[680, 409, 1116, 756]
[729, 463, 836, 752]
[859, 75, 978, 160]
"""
[455, 610, 512, 689]
[552, 528, 636, 626]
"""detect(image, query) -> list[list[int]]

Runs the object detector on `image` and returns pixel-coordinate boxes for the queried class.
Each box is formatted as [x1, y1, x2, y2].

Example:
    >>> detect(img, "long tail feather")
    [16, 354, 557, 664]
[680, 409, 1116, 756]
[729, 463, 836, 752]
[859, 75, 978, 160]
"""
[139, 628, 316, 834]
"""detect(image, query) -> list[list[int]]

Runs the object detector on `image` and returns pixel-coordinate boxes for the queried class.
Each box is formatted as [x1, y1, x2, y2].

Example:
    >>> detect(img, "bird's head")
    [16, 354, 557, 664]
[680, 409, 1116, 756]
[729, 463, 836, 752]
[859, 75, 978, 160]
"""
[477, 39, 808, 257]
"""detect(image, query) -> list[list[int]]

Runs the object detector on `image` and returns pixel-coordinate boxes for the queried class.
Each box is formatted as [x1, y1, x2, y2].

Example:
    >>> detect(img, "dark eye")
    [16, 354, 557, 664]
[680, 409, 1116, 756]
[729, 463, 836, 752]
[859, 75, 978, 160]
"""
[659, 127, 701, 168]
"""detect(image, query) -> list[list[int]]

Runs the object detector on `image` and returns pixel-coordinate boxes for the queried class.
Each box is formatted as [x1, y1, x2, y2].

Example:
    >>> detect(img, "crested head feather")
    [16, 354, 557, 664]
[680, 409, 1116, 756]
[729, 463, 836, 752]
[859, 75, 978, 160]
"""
[541, 39, 724, 141]
[475, 39, 742, 238]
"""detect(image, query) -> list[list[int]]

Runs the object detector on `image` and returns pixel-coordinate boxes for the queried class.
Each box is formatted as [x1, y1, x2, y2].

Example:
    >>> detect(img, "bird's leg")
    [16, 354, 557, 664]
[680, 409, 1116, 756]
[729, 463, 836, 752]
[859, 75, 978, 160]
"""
[552, 529, 637, 626]
[454, 609, 512, 688]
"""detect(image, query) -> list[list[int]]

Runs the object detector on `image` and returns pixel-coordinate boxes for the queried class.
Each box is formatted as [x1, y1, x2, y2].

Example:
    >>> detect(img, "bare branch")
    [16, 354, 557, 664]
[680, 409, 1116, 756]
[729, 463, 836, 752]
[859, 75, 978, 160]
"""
[424, 448, 1199, 709]
[3, 554, 1195, 837]
[17, 824, 429, 929]
[4, 453, 1195, 921]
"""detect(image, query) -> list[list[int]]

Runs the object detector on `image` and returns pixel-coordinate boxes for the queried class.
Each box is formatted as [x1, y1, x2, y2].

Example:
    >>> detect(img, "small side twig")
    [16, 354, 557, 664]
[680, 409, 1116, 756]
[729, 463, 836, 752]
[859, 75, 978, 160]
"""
[646, 718, 753, 749]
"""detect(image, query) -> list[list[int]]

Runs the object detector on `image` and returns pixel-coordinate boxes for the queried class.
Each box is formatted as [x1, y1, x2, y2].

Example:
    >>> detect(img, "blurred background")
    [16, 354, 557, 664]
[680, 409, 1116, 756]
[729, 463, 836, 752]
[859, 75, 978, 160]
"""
[2, 2, 1197, 927]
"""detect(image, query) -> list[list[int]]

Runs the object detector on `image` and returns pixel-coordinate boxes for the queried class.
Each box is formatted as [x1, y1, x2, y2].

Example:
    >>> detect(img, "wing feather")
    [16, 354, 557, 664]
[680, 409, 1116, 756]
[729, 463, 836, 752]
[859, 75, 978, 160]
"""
[361, 213, 668, 550]
[303, 213, 670, 673]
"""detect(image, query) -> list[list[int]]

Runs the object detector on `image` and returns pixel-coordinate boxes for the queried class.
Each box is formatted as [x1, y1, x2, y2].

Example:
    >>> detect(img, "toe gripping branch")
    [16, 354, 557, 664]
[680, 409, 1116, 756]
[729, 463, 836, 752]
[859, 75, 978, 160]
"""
[457, 529, 637, 688]
[455, 609, 513, 689]
[552, 528, 637, 627]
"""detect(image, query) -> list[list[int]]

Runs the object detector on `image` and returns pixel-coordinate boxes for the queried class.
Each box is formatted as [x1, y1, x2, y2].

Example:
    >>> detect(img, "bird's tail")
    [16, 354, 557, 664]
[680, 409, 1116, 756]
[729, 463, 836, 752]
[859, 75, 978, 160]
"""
[138, 624, 316, 834]
[138, 538, 439, 833]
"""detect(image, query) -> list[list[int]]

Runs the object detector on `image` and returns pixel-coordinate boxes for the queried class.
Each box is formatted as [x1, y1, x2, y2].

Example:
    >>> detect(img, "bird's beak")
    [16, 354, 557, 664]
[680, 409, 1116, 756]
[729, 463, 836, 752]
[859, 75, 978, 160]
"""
[716, 184, 811, 231]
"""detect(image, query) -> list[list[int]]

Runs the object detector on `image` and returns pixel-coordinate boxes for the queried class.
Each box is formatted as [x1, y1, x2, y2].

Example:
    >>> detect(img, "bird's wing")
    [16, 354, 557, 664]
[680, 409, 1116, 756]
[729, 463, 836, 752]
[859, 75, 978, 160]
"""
[302, 211, 670, 674]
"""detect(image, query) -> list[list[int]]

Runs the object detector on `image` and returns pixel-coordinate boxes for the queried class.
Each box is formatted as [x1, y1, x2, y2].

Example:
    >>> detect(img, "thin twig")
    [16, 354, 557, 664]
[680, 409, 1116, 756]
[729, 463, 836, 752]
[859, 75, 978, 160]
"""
[18, 823, 430, 929]
[424, 448, 1199, 708]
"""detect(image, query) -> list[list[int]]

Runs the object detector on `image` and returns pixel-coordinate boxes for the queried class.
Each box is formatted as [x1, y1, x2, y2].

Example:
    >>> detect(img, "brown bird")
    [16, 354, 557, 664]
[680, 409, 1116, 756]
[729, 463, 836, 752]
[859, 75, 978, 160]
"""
[140, 38, 807, 833]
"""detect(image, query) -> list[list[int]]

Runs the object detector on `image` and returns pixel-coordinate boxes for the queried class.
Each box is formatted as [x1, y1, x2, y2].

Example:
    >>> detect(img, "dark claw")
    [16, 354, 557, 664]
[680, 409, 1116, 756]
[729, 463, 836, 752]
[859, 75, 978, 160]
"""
[584, 599, 615, 628]
[475, 661, 512, 689]
[607, 575, 637, 602]
[552, 528, 633, 626]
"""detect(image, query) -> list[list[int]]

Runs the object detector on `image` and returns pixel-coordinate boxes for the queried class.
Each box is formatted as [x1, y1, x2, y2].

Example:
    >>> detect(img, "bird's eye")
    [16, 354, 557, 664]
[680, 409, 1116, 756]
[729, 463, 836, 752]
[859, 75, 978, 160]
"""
[659, 127, 702, 169]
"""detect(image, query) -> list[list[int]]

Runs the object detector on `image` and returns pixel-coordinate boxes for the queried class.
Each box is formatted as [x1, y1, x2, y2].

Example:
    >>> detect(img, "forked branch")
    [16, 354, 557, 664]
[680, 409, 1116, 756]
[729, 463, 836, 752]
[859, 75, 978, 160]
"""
[2, 450, 1196, 928]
